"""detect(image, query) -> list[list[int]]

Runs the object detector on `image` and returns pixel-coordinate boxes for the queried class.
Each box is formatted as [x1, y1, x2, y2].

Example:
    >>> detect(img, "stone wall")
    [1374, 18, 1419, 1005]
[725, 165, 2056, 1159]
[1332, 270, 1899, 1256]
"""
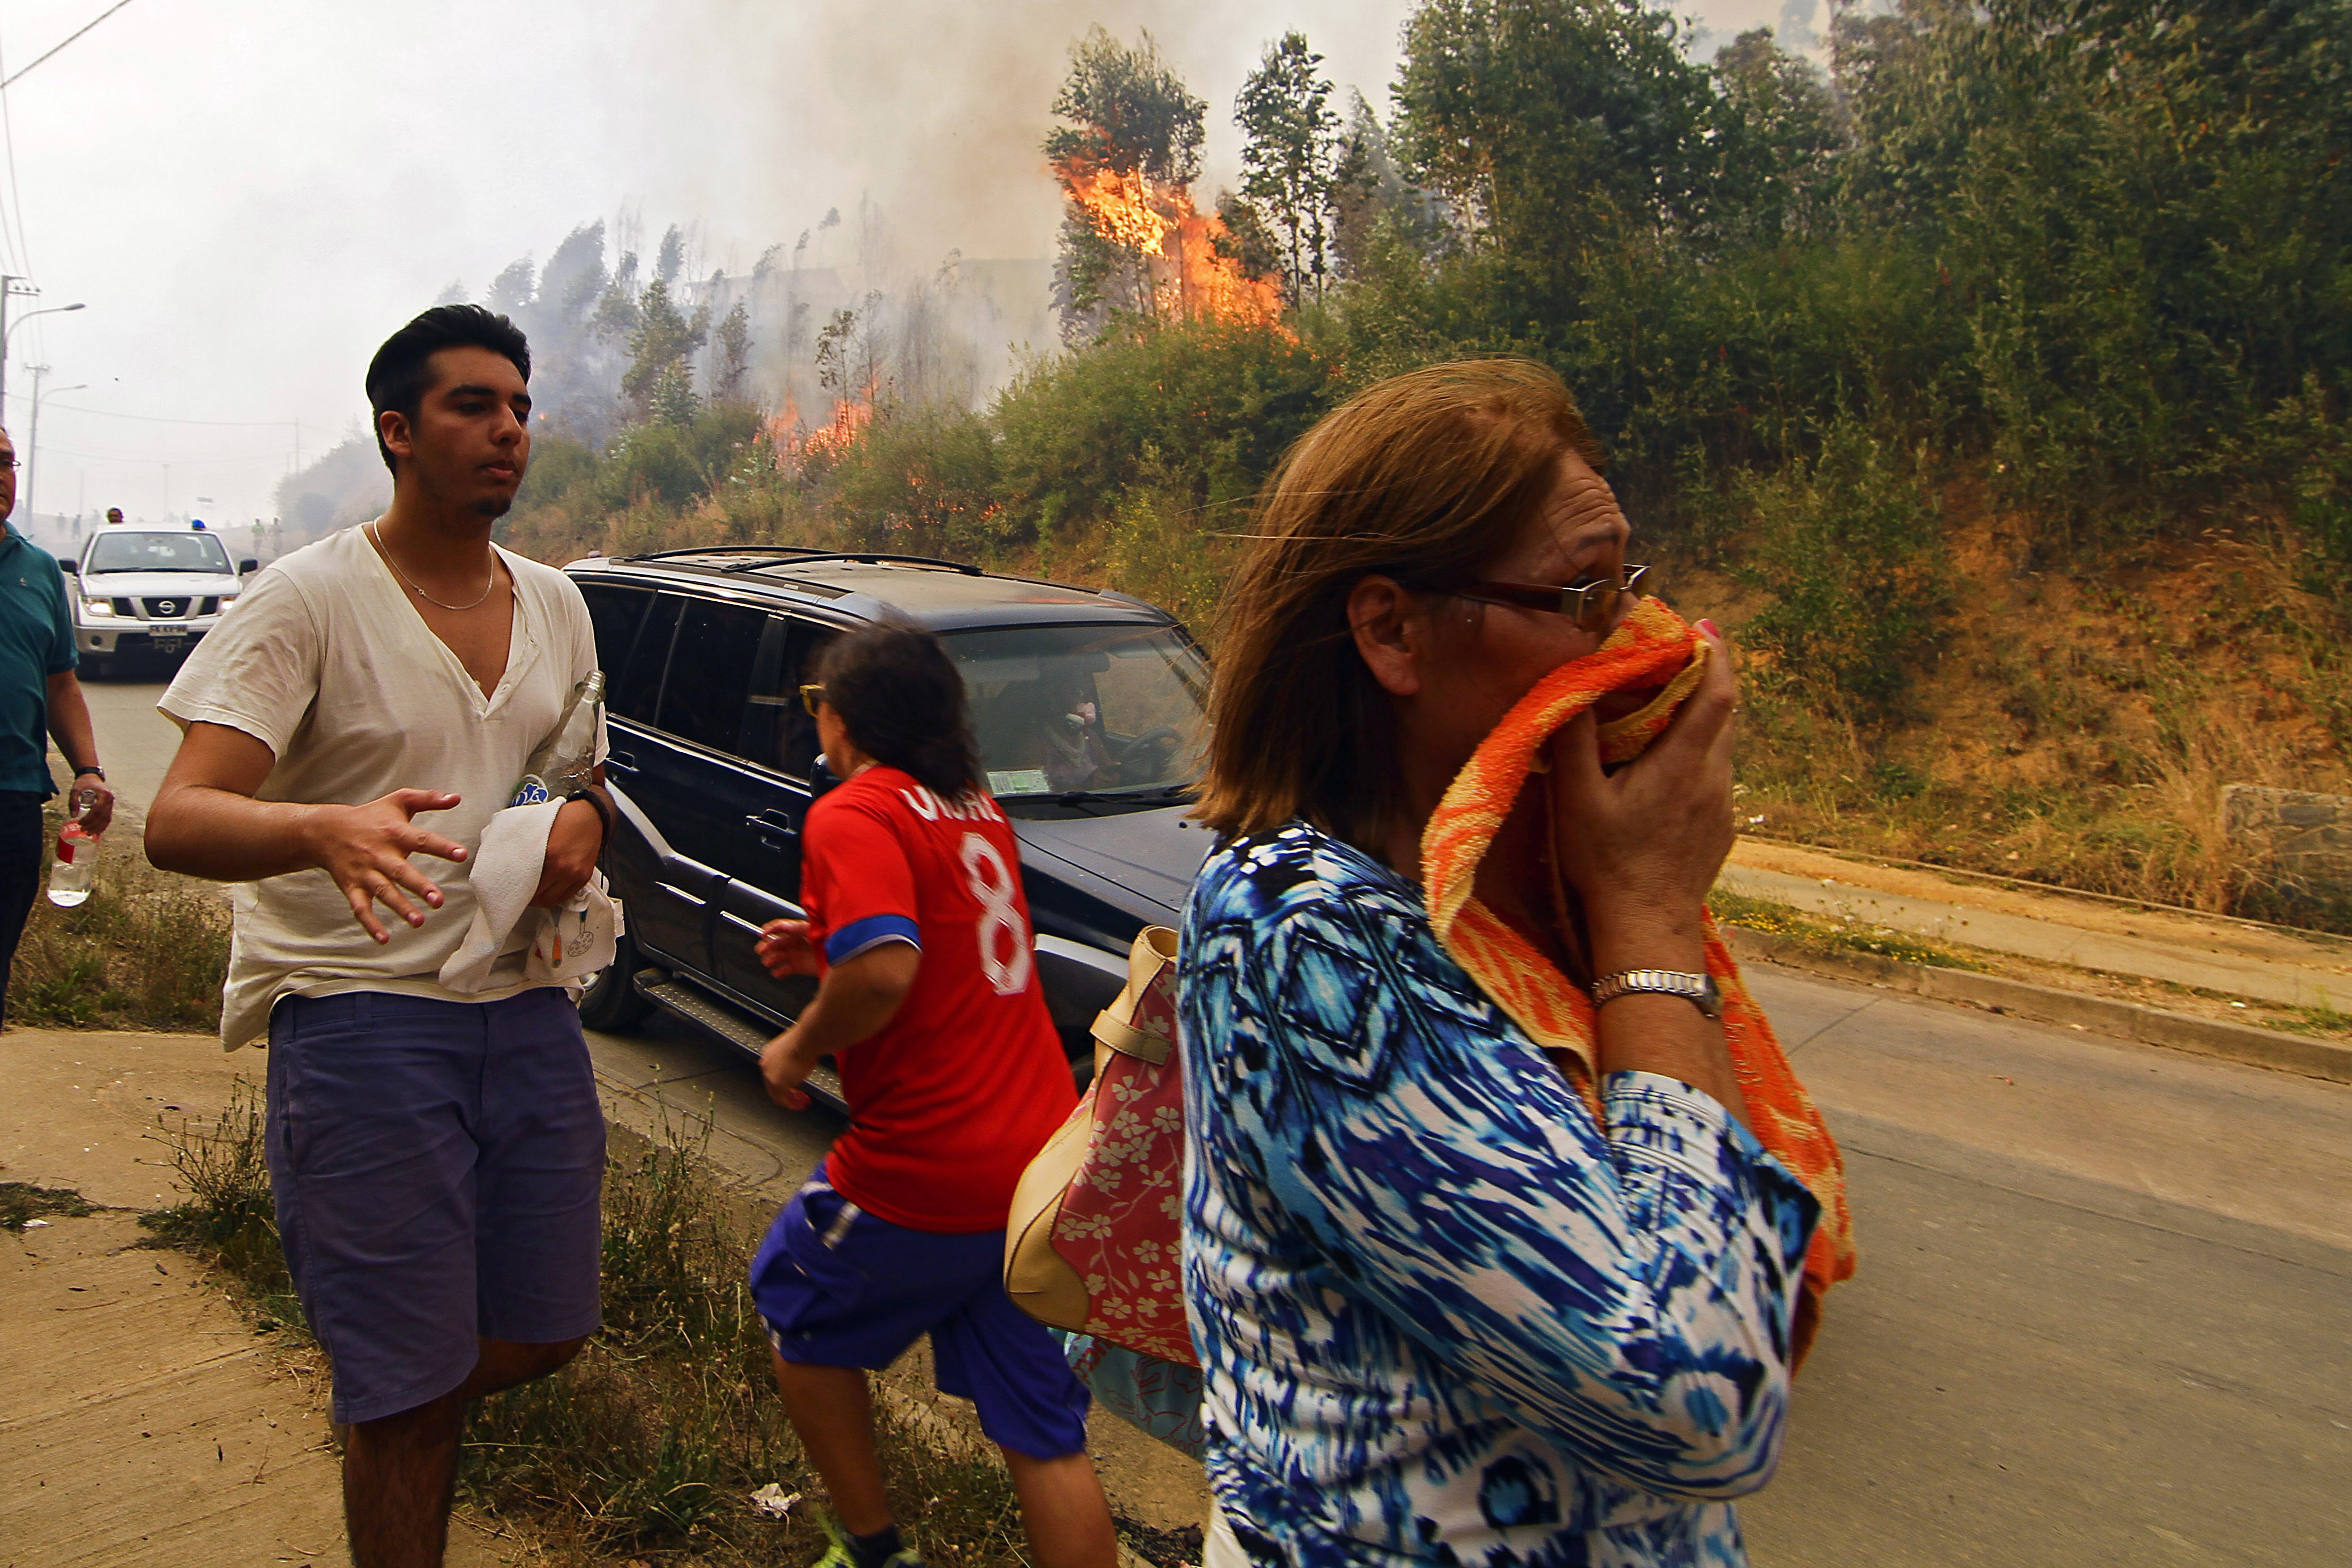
[2223, 785, 2352, 925]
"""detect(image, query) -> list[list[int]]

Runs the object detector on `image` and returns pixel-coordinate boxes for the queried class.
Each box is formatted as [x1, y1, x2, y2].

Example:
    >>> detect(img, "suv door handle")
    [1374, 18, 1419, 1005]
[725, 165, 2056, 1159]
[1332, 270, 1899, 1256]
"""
[606, 750, 638, 774]
[743, 811, 798, 844]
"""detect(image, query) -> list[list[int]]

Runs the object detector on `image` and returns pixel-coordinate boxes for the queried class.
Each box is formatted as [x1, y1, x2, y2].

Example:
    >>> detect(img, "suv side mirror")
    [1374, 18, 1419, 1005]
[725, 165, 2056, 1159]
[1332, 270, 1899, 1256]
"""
[808, 755, 844, 806]
[59, 559, 76, 575]
[238, 558, 259, 576]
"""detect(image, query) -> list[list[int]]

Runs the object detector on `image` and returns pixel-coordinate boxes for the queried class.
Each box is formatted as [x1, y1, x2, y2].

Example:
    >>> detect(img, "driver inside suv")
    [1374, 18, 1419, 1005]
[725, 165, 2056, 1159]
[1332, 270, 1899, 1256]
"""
[1022, 668, 1116, 793]
[963, 628, 1201, 800]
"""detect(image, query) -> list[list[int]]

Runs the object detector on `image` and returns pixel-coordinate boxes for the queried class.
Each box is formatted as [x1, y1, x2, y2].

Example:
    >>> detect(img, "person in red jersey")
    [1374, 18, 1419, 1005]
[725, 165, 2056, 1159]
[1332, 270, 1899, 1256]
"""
[749, 621, 1116, 1568]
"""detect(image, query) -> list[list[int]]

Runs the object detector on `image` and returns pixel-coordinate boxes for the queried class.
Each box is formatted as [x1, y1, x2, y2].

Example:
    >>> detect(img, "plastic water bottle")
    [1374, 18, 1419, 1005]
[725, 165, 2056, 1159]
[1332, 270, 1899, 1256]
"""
[47, 790, 100, 908]
[510, 670, 606, 807]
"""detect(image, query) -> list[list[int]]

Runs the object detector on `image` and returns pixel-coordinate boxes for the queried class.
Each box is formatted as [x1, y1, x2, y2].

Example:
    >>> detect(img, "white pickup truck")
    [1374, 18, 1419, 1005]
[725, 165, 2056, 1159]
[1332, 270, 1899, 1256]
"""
[65, 521, 257, 677]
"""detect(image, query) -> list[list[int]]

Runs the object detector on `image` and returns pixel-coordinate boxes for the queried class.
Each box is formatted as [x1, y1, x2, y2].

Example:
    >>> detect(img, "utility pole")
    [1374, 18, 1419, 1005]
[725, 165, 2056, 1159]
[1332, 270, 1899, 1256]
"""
[0, 280, 85, 432]
[23, 363, 39, 519]
[28, 367, 87, 531]
[0, 276, 31, 430]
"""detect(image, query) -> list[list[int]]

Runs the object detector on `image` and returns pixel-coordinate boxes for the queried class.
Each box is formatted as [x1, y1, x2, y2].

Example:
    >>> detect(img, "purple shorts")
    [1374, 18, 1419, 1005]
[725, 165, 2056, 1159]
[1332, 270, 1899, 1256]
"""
[265, 987, 605, 1425]
[751, 1163, 1091, 1459]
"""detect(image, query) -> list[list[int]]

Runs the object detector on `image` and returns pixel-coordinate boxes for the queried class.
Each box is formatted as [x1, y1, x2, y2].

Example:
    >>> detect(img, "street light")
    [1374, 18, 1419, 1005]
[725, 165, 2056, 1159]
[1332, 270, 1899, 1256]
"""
[0, 297, 84, 430]
[26, 370, 85, 529]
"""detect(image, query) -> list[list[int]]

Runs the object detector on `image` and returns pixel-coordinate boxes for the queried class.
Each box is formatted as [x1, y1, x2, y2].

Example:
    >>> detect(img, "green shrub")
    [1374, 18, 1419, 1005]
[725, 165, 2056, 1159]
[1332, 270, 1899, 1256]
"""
[1737, 420, 1949, 715]
[1100, 480, 1238, 640]
[991, 317, 1338, 537]
[511, 431, 599, 511]
[820, 405, 1007, 560]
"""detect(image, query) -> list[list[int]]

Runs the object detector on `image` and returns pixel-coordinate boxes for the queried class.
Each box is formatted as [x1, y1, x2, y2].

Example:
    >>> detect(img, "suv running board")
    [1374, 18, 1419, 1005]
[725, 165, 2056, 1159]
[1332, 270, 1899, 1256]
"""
[633, 969, 846, 1111]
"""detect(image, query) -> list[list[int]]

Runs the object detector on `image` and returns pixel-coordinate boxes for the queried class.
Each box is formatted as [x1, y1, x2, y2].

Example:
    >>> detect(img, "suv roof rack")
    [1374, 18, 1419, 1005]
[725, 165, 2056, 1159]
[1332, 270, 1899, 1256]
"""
[613, 544, 987, 577]
[624, 544, 831, 561]
[726, 551, 984, 577]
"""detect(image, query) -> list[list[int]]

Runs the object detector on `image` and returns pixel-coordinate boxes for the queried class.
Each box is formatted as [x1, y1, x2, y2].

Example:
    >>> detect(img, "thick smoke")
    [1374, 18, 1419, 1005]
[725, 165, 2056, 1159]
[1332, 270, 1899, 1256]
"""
[266, 1, 1414, 534]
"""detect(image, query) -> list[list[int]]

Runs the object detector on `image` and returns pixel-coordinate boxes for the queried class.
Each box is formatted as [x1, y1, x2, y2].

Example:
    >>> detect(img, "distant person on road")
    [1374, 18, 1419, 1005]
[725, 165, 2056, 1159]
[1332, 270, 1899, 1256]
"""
[1180, 360, 1824, 1567]
[0, 423, 114, 1021]
[104, 506, 123, 526]
[145, 305, 613, 1568]
[750, 622, 1117, 1568]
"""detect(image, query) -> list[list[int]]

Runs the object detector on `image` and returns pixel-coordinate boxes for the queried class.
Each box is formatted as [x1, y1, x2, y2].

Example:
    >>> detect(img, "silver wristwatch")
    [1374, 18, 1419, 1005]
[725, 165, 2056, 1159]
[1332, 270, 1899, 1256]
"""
[1592, 968, 1723, 1020]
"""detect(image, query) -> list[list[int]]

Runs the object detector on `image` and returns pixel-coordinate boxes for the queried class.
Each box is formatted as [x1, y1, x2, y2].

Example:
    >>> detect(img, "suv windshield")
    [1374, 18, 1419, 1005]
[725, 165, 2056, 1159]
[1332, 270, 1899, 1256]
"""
[947, 623, 1208, 797]
[85, 533, 231, 574]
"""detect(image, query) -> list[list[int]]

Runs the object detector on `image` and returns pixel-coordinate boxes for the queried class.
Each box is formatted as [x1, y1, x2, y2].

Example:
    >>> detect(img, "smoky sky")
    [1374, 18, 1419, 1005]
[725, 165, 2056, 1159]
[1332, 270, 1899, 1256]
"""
[8, 0, 1808, 525]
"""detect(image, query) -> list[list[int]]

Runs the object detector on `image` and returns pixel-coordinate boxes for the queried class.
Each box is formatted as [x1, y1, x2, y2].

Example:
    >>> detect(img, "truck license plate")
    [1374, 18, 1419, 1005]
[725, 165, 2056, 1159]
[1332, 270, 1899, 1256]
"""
[149, 624, 187, 640]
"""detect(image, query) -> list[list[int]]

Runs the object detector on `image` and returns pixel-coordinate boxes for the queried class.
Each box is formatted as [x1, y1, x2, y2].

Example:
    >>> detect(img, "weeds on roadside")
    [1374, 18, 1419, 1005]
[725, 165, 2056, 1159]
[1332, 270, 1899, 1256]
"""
[141, 1079, 302, 1330]
[9, 804, 230, 1032]
[1, 1180, 95, 1231]
[2268, 996, 2352, 1043]
[460, 1112, 812, 1555]
[1710, 888, 1984, 971]
[462, 1111, 1033, 1565]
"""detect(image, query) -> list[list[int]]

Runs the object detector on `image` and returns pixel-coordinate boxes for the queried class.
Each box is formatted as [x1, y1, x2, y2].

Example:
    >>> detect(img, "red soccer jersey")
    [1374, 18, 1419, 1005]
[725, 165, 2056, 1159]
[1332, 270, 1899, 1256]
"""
[799, 764, 1078, 1233]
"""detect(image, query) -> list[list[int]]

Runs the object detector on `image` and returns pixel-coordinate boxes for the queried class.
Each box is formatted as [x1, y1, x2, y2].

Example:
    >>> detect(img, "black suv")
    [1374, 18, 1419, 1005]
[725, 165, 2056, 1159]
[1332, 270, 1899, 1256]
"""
[566, 547, 1215, 1102]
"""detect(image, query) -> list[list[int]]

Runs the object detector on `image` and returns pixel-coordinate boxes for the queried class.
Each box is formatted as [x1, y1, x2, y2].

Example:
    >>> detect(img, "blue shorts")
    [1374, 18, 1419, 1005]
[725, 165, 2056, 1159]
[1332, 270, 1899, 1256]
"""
[750, 1164, 1091, 1460]
[265, 987, 605, 1426]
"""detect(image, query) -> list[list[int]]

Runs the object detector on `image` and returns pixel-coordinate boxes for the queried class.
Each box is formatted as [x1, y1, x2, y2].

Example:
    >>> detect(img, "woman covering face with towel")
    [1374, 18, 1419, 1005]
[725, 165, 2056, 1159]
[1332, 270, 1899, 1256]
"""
[1177, 359, 1848, 1568]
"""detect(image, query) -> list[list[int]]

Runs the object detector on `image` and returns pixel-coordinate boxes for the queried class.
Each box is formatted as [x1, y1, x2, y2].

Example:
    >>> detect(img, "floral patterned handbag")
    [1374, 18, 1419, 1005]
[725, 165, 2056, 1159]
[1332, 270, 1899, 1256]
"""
[1003, 925, 1197, 1366]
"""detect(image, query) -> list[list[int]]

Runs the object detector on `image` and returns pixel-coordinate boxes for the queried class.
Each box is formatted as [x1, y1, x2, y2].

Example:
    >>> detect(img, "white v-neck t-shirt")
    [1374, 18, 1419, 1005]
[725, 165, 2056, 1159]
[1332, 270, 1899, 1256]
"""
[160, 523, 603, 1050]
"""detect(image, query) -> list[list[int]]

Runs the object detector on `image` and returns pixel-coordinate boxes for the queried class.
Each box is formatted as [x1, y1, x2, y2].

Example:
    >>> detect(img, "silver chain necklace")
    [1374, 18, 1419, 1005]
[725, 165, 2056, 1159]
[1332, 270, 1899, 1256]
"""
[368, 521, 500, 611]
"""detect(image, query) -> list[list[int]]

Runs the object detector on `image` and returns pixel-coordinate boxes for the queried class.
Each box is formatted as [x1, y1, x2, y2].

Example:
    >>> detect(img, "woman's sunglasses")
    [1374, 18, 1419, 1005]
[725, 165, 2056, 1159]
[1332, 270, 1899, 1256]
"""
[1442, 564, 1651, 631]
[799, 682, 827, 716]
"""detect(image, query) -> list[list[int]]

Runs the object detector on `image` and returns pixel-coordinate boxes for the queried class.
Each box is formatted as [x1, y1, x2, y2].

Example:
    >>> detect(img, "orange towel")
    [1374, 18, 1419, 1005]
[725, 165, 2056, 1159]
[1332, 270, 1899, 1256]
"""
[1420, 598, 1855, 1365]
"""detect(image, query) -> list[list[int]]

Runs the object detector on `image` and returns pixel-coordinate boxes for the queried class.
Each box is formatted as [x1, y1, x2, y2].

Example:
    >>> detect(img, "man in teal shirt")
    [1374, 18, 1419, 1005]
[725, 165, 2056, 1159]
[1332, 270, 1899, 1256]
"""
[0, 425, 112, 1018]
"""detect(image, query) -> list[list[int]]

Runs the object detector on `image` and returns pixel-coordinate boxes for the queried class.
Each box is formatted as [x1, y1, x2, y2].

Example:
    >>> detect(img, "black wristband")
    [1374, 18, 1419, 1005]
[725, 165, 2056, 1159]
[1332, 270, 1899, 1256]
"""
[565, 788, 613, 849]
[73, 765, 104, 780]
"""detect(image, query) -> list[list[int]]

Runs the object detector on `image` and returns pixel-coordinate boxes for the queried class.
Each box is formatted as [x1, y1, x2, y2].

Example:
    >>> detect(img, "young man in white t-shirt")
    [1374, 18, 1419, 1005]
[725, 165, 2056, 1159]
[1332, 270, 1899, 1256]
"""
[147, 305, 611, 1568]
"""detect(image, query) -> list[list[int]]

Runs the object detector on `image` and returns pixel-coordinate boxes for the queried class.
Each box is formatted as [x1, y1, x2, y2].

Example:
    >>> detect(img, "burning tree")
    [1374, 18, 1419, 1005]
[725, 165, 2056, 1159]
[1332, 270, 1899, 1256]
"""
[1046, 27, 1282, 341]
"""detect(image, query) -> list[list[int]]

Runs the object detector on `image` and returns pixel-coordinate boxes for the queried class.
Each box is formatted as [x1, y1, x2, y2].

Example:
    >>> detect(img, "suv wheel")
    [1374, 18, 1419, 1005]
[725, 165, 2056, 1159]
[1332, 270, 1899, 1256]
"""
[576, 928, 652, 1032]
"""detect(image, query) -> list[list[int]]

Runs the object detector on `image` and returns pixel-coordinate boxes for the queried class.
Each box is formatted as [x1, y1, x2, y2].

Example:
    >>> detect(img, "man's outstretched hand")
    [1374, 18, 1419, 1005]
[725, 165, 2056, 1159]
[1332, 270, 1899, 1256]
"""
[299, 788, 468, 944]
[756, 919, 821, 978]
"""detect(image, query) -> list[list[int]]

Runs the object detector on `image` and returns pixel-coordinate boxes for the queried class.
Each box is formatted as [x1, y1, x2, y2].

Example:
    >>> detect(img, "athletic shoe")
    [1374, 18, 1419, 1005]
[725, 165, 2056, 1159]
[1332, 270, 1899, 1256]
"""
[811, 1510, 927, 1568]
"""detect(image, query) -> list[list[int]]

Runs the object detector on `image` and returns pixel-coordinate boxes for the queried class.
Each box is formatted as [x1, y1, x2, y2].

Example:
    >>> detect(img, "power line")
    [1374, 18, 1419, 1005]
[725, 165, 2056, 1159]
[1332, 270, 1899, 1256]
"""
[41, 444, 292, 466]
[0, 0, 140, 93]
[0, 34, 29, 282]
[0, 0, 150, 288]
[0, 85, 35, 282]
[47, 402, 322, 431]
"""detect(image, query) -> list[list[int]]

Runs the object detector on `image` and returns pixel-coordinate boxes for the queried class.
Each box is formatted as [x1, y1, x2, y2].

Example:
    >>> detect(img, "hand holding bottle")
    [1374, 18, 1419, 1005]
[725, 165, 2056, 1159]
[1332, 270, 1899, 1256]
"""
[47, 786, 103, 908]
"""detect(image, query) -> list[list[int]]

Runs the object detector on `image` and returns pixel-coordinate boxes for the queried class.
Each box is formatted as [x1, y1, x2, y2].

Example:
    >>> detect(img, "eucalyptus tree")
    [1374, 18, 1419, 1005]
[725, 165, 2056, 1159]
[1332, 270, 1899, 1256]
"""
[1234, 31, 1343, 303]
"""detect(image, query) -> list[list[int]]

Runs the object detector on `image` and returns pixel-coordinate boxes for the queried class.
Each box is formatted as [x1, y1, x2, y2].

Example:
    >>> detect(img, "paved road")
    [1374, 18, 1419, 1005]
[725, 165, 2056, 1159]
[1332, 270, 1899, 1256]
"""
[1736, 967, 2350, 1567]
[588, 969, 2352, 1567]
[62, 672, 180, 826]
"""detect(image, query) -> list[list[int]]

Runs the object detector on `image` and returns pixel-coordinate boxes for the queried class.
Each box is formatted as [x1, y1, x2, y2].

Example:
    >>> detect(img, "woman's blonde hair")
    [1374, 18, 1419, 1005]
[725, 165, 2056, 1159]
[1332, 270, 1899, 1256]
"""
[1193, 358, 1604, 846]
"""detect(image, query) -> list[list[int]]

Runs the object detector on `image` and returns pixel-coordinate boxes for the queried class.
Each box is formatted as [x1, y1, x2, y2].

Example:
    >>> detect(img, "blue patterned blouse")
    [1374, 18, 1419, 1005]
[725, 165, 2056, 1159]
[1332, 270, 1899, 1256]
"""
[1179, 821, 1821, 1567]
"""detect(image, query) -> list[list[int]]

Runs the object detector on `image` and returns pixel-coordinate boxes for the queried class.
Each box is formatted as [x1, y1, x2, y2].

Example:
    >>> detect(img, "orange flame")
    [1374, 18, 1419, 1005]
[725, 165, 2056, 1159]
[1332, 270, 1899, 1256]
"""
[803, 378, 877, 461]
[1055, 162, 1283, 328]
[770, 384, 879, 467]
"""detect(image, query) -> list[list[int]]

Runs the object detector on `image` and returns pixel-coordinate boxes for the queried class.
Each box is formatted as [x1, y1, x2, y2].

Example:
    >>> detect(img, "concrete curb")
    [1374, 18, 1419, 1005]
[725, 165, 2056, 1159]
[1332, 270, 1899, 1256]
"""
[1721, 925, 2352, 1085]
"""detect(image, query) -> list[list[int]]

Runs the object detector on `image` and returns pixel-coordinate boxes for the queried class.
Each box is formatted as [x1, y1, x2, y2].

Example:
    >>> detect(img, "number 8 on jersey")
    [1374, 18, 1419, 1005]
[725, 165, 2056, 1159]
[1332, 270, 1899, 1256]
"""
[961, 831, 1034, 996]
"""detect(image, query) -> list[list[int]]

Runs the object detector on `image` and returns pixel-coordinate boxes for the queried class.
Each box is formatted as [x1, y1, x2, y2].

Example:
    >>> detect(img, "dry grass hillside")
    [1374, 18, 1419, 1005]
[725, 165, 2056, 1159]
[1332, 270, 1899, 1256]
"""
[1672, 487, 2352, 927]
